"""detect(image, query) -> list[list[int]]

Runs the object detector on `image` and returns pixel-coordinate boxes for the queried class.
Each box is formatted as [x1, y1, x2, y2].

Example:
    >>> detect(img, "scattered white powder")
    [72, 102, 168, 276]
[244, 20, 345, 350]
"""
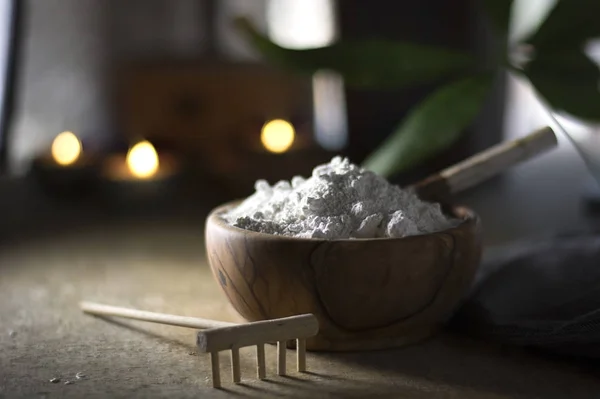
[222, 156, 458, 239]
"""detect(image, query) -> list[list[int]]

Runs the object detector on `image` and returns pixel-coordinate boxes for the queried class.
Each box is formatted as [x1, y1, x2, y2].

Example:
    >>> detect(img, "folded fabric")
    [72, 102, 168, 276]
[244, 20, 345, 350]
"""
[451, 230, 600, 358]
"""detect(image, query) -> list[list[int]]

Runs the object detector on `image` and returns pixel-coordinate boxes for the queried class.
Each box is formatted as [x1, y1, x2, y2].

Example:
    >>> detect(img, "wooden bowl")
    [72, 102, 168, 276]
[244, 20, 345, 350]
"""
[204, 200, 482, 351]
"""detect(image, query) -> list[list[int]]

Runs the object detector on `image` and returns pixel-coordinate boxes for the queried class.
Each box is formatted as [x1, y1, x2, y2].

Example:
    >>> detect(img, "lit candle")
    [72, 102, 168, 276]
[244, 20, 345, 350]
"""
[261, 119, 296, 154]
[99, 140, 181, 203]
[51, 131, 82, 166]
[101, 140, 180, 181]
[127, 140, 159, 179]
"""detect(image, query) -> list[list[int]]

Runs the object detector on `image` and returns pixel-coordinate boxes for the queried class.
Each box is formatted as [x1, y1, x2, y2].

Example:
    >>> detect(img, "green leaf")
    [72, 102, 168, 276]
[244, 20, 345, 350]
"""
[233, 17, 476, 89]
[524, 50, 600, 122]
[481, 0, 514, 35]
[361, 75, 494, 177]
[526, 0, 600, 50]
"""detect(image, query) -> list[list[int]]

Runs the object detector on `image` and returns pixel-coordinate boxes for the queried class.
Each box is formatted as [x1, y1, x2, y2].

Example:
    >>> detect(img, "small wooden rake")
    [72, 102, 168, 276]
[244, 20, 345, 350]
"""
[80, 302, 319, 388]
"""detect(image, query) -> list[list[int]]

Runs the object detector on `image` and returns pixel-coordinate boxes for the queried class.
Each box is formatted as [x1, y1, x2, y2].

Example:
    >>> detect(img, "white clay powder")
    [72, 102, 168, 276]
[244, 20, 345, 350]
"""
[222, 156, 458, 239]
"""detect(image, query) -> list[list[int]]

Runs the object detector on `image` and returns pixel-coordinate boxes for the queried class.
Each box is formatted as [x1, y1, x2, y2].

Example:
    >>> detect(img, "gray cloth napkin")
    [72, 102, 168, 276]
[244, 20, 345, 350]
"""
[451, 231, 600, 358]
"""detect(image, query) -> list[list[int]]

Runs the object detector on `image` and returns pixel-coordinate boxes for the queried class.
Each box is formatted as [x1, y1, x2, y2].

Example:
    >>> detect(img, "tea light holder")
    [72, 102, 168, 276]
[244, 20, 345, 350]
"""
[29, 131, 100, 197]
[98, 140, 182, 206]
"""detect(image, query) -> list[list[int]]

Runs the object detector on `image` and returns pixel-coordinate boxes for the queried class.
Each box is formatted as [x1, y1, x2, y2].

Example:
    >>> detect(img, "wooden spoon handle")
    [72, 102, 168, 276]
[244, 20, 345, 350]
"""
[80, 301, 237, 329]
[412, 126, 557, 202]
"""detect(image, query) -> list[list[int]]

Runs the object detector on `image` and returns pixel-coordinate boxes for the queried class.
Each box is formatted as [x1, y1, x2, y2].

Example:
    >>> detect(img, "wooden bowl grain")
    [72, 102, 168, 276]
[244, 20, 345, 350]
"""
[204, 200, 482, 351]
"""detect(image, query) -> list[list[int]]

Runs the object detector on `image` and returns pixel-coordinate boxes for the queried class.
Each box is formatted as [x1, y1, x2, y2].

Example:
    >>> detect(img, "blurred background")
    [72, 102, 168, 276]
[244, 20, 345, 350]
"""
[0, 0, 598, 245]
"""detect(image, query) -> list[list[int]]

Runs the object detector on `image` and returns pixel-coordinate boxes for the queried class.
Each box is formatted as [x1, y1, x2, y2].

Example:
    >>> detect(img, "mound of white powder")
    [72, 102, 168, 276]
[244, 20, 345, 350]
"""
[222, 156, 458, 239]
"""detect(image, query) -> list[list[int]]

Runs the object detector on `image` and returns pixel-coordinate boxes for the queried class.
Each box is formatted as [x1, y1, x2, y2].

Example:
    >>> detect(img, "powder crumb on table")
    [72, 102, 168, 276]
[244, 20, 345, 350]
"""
[224, 156, 458, 239]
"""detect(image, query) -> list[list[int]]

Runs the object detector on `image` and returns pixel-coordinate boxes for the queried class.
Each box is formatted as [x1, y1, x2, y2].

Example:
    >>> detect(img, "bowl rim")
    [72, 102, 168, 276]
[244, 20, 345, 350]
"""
[206, 199, 480, 243]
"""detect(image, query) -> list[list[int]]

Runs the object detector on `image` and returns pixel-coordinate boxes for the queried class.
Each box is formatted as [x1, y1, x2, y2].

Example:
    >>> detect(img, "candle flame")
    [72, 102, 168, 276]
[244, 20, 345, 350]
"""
[261, 119, 295, 153]
[126, 140, 159, 179]
[51, 131, 81, 166]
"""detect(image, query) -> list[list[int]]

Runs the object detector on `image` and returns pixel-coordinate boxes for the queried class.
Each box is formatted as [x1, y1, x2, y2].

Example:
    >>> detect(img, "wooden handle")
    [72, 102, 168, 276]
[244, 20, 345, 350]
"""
[413, 126, 557, 202]
[80, 301, 237, 329]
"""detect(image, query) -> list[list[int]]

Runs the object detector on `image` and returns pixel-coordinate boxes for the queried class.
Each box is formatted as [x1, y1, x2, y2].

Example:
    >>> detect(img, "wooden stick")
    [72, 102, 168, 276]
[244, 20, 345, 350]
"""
[196, 314, 318, 353]
[277, 341, 287, 375]
[256, 344, 266, 379]
[80, 301, 236, 329]
[413, 126, 558, 202]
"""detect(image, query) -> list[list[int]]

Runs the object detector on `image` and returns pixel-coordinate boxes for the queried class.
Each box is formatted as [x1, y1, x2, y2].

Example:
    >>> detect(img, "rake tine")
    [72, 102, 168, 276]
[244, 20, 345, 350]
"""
[277, 341, 287, 375]
[256, 343, 266, 379]
[210, 352, 221, 388]
[297, 338, 306, 372]
[230, 347, 241, 383]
